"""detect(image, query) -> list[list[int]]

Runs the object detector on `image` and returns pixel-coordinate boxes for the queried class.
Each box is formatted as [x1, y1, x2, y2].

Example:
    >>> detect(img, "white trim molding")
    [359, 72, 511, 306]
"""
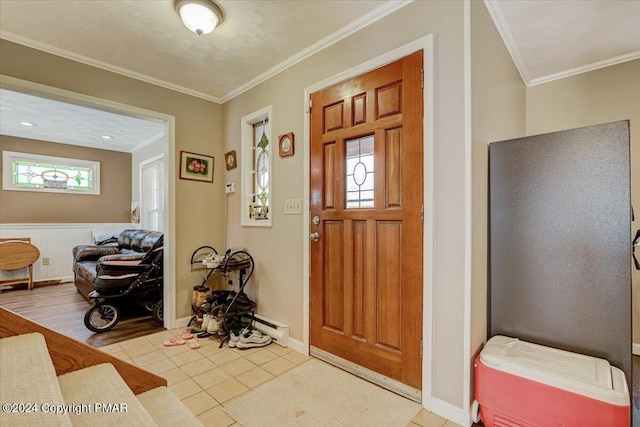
[482, 0, 531, 85]
[462, 1, 473, 426]
[302, 33, 435, 412]
[1, 1, 413, 104]
[0, 31, 221, 103]
[633, 343, 640, 357]
[431, 397, 471, 427]
[483, 1, 640, 87]
[528, 49, 640, 86]
[220, 0, 414, 102]
[287, 338, 305, 355]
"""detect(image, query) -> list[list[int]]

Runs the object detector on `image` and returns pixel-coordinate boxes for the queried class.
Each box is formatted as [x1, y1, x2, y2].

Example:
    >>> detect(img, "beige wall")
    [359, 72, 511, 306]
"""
[222, 0, 468, 409]
[470, 0, 526, 371]
[0, 39, 224, 320]
[526, 59, 640, 344]
[0, 135, 131, 223]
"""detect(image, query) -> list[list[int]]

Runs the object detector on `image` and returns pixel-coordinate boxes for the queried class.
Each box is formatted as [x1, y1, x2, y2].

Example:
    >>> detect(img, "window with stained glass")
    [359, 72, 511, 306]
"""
[345, 135, 375, 209]
[252, 120, 270, 220]
[2, 151, 100, 195]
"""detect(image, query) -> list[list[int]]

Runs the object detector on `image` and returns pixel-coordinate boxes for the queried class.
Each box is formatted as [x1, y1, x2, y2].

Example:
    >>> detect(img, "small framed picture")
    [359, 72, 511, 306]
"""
[279, 132, 295, 157]
[224, 150, 237, 170]
[180, 151, 214, 182]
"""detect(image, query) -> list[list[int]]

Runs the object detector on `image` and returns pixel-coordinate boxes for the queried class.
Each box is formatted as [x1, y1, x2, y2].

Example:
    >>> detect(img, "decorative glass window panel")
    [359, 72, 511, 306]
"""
[2, 151, 100, 195]
[345, 135, 375, 209]
[252, 120, 270, 219]
[241, 105, 271, 227]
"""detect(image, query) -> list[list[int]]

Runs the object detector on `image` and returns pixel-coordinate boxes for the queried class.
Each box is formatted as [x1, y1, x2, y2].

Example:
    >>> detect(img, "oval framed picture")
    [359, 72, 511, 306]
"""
[278, 132, 295, 158]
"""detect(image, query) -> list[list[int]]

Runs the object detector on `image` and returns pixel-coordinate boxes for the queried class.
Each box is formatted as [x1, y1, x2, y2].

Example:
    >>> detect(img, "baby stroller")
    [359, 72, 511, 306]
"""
[84, 237, 164, 332]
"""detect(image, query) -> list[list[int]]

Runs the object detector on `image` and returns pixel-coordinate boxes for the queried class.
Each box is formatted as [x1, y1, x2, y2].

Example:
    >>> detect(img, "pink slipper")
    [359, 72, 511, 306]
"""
[163, 337, 185, 346]
[180, 329, 193, 340]
[188, 339, 200, 349]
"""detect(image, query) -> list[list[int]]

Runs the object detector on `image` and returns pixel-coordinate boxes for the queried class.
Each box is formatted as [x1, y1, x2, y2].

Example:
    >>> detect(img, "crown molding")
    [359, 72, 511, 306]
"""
[130, 131, 166, 153]
[482, 1, 640, 88]
[527, 49, 640, 87]
[0, 31, 223, 104]
[482, 0, 531, 85]
[218, 0, 414, 102]
[1, 1, 412, 105]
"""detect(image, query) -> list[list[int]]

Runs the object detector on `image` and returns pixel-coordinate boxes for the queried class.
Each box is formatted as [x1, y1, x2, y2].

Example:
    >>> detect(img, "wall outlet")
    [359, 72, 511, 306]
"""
[284, 198, 302, 215]
[42, 257, 50, 266]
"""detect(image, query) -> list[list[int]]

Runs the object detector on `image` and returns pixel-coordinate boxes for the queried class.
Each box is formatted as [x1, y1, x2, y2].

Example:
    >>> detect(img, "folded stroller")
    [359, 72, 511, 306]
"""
[84, 237, 164, 332]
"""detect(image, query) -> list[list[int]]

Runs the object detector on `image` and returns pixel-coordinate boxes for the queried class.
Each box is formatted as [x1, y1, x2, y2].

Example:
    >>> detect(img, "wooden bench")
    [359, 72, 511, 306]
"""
[0, 238, 40, 290]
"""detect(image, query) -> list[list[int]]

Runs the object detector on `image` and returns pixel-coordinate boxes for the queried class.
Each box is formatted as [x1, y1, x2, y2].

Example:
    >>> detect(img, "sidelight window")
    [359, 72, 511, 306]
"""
[240, 105, 272, 227]
[252, 120, 270, 220]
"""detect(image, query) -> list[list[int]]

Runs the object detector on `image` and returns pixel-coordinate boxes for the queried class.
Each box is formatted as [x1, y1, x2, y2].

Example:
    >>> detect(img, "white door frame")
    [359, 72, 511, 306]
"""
[301, 34, 435, 409]
[0, 75, 178, 329]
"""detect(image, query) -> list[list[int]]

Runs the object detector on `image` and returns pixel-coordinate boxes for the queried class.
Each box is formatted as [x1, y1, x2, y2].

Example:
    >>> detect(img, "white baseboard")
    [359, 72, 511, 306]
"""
[633, 342, 640, 356]
[288, 337, 305, 354]
[174, 316, 193, 328]
[431, 397, 470, 427]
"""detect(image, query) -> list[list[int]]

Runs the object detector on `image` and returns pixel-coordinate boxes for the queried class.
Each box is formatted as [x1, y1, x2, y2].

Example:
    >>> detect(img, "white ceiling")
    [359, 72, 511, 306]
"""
[0, 89, 165, 153]
[485, 0, 640, 86]
[0, 0, 639, 151]
[0, 0, 395, 103]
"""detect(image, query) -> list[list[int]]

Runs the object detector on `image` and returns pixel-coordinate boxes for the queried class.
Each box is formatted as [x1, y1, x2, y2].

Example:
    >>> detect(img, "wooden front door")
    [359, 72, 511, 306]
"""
[309, 51, 424, 390]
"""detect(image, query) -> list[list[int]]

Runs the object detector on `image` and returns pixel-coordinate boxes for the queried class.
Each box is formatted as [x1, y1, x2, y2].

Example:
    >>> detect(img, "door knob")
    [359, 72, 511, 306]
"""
[309, 232, 320, 242]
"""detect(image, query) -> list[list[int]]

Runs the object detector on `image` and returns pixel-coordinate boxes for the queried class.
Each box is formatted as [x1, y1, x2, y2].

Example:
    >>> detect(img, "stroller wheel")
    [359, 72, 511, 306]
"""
[152, 300, 163, 326]
[84, 303, 120, 333]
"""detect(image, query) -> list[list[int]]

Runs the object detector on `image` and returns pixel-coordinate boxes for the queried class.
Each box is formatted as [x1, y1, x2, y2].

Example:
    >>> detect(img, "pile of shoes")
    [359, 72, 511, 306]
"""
[202, 253, 226, 269]
[194, 290, 258, 339]
[196, 300, 224, 338]
[228, 326, 272, 349]
[202, 251, 252, 271]
[191, 285, 210, 308]
[219, 254, 252, 272]
[218, 292, 256, 317]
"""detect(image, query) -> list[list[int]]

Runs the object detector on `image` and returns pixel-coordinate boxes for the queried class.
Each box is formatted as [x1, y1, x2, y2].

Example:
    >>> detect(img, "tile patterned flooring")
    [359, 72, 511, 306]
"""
[102, 328, 462, 427]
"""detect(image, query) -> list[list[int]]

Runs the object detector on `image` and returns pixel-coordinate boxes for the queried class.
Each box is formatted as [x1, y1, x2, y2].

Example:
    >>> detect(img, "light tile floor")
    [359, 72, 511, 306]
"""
[101, 328, 463, 427]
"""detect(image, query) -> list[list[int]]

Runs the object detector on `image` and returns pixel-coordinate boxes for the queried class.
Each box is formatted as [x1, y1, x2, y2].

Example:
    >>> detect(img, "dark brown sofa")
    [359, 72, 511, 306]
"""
[72, 229, 163, 300]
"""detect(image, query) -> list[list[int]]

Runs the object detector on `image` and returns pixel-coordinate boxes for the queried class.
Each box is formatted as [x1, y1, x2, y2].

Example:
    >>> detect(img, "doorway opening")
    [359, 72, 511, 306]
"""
[0, 75, 176, 341]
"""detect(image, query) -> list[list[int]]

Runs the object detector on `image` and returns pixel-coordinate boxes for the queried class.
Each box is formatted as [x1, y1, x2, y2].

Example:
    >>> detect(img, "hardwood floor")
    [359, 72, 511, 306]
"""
[0, 282, 165, 347]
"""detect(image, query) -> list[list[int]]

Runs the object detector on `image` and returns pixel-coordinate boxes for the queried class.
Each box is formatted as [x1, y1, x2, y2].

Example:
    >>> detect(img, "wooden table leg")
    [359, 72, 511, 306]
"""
[28, 264, 33, 290]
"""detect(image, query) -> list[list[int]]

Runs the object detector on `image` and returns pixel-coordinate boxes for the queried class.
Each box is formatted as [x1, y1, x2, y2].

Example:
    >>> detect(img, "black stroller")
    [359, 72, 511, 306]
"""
[84, 237, 164, 332]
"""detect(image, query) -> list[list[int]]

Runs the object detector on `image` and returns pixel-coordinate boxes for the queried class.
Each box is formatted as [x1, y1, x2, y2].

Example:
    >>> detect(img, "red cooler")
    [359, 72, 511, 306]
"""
[473, 335, 629, 427]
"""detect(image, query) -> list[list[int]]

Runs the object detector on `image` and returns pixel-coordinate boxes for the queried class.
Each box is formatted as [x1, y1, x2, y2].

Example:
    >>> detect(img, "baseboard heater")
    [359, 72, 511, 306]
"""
[242, 313, 289, 348]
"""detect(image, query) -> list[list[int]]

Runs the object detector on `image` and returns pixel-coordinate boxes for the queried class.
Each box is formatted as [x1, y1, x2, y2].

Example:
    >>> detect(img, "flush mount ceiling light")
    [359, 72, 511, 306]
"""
[19, 121, 36, 127]
[175, 0, 224, 36]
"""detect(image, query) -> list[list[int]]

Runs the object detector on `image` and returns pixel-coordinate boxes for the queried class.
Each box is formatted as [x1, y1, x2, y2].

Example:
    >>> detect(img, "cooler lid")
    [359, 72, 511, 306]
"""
[480, 335, 628, 406]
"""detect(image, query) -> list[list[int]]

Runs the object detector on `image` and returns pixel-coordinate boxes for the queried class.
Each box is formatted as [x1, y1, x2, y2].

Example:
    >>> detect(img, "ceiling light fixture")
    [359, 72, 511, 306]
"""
[175, 0, 224, 36]
[19, 121, 36, 127]
[101, 135, 113, 140]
